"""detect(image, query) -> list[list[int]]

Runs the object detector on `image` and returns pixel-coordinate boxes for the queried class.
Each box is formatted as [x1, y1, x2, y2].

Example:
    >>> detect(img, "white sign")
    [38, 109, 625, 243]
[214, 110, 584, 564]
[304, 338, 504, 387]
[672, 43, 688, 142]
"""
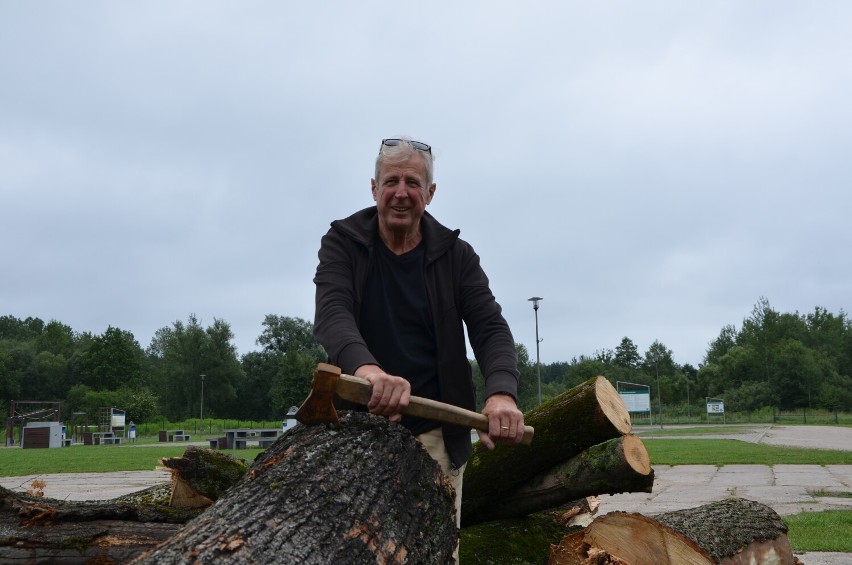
[706, 401, 725, 414]
[619, 391, 651, 413]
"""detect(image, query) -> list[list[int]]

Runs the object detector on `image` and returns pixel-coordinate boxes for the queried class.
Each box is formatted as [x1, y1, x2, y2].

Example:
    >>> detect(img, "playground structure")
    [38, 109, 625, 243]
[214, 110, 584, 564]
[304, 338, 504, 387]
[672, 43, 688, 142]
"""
[4, 400, 62, 447]
[83, 407, 127, 445]
[4, 402, 129, 447]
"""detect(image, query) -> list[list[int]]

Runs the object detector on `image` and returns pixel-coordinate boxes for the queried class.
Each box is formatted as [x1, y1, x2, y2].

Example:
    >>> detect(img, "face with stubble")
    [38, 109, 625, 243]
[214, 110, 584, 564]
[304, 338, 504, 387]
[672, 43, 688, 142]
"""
[371, 152, 437, 241]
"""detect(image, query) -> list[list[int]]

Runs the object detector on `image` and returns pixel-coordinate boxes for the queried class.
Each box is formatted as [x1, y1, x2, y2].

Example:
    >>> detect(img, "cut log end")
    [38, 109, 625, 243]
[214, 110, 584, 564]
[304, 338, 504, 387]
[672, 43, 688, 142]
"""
[594, 376, 632, 435]
[622, 434, 651, 476]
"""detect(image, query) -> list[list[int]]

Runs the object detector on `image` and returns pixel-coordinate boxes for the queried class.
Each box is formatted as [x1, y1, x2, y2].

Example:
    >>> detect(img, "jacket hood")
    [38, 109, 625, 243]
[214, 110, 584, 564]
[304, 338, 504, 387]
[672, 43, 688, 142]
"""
[331, 206, 460, 263]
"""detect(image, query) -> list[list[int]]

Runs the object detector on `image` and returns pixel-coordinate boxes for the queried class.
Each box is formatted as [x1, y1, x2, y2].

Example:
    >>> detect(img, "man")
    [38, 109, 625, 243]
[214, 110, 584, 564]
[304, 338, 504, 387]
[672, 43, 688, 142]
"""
[312, 137, 525, 532]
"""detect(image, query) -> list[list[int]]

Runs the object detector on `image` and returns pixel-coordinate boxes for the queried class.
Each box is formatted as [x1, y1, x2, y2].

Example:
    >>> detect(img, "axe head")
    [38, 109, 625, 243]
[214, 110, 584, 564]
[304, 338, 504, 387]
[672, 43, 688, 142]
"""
[295, 362, 342, 426]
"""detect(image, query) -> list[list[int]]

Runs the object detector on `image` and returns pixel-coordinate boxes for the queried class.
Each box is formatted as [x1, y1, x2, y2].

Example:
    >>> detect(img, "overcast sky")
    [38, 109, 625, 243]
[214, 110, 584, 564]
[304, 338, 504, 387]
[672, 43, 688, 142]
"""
[2, 2, 850, 369]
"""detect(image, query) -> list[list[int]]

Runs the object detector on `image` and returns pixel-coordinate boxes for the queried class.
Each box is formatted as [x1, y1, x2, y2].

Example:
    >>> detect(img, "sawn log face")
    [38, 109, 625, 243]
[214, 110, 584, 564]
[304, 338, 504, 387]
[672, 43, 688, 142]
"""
[132, 411, 458, 564]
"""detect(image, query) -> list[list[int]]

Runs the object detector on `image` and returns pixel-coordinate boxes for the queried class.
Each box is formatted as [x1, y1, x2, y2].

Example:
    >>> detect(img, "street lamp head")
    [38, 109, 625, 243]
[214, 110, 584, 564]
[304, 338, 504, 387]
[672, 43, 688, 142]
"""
[528, 296, 543, 310]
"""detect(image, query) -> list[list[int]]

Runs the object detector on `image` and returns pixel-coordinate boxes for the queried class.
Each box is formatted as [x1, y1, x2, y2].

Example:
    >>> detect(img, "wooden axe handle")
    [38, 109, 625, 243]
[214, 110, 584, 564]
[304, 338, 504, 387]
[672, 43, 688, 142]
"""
[336, 373, 534, 446]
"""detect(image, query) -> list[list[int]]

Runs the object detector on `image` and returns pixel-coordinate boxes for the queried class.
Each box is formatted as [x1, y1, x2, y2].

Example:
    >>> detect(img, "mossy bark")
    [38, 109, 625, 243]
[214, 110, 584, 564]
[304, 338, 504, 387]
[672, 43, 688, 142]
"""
[159, 445, 248, 501]
[459, 511, 577, 565]
[464, 434, 653, 525]
[463, 376, 631, 525]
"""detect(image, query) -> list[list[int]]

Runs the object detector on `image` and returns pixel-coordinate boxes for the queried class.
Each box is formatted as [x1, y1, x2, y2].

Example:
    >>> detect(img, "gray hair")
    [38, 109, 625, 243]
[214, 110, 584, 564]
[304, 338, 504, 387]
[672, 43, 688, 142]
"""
[375, 137, 434, 186]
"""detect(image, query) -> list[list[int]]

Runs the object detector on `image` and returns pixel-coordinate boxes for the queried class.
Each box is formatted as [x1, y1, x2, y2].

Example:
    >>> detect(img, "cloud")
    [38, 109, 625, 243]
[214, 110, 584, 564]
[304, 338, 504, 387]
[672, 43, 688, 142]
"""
[2, 1, 850, 367]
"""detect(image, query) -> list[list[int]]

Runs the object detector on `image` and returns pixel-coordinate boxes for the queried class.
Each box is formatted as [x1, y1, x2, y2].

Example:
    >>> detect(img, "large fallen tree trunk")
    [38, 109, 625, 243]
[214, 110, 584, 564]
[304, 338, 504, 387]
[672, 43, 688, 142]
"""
[132, 411, 458, 564]
[549, 498, 798, 565]
[462, 376, 632, 523]
[464, 434, 653, 526]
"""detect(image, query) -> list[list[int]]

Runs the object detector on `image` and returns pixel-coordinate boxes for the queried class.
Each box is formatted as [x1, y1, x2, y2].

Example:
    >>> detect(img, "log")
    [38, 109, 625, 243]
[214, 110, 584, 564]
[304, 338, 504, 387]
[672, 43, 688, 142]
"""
[549, 498, 799, 565]
[464, 434, 653, 525]
[462, 376, 631, 524]
[132, 411, 458, 564]
[0, 483, 193, 563]
[159, 445, 248, 508]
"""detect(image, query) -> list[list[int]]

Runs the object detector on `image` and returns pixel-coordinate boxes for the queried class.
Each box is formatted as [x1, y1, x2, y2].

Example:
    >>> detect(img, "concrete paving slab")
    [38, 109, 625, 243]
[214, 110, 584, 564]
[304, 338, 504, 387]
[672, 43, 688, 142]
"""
[775, 467, 846, 488]
[738, 485, 813, 503]
[0, 470, 172, 501]
[760, 425, 852, 451]
[654, 464, 716, 483]
[825, 465, 852, 486]
[711, 464, 773, 486]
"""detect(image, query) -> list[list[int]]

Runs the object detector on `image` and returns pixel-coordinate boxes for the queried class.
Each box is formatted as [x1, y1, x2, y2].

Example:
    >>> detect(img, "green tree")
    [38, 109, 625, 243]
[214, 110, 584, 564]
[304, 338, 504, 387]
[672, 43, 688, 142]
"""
[705, 325, 737, 365]
[723, 381, 778, 413]
[256, 315, 325, 419]
[147, 315, 243, 420]
[614, 337, 641, 369]
[0, 316, 45, 341]
[269, 348, 318, 416]
[80, 327, 144, 390]
[26, 351, 68, 400]
[238, 351, 279, 420]
[257, 315, 323, 356]
[118, 386, 160, 423]
[36, 320, 76, 357]
[770, 339, 821, 409]
[65, 384, 93, 416]
[817, 372, 852, 412]
[515, 343, 539, 411]
[562, 356, 611, 389]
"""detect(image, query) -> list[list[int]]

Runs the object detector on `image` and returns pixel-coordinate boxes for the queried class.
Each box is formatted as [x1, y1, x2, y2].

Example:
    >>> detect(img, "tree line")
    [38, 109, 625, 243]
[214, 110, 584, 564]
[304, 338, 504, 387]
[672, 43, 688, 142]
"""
[2, 297, 850, 426]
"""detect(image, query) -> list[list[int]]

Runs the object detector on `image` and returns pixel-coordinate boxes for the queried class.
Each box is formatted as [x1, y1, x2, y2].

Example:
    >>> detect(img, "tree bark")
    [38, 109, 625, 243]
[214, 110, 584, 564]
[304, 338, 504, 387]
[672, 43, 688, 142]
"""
[549, 498, 798, 565]
[132, 411, 458, 564]
[464, 434, 652, 526]
[462, 376, 631, 523]
[159, 445, 248, 508]
[0, 484, 191, 564]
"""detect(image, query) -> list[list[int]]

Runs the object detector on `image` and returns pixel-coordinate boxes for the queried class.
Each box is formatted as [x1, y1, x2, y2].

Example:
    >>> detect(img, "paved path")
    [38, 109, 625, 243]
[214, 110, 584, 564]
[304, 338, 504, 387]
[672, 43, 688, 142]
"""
[0, 470, 172, 501]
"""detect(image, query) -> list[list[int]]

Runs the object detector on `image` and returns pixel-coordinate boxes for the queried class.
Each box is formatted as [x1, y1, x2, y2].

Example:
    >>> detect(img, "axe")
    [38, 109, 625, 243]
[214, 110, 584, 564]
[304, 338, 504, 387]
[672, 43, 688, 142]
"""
[295, 363, 534, 445]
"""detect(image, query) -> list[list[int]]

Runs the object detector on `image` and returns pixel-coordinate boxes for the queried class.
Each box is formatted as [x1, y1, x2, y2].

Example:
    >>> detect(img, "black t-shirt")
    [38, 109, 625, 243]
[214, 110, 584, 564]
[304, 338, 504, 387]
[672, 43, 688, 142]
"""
[360, 240, 440, 435]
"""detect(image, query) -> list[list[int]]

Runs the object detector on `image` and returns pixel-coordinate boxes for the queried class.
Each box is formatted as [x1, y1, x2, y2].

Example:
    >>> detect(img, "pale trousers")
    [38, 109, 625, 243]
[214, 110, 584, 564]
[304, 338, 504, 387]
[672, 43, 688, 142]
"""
[415, 428, 466, 563]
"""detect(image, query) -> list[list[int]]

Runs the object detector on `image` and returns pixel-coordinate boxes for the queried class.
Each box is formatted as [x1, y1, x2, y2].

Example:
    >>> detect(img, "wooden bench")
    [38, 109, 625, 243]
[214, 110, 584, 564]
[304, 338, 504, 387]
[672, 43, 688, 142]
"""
[173, 434, 191, 441]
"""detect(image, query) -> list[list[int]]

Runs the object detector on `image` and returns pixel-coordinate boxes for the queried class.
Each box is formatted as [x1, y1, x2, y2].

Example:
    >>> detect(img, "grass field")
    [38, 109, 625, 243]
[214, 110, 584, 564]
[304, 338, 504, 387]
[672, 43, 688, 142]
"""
[0, 444, 263, 476]
[1, 435, 850, 554]
[643, 438, 852, 465]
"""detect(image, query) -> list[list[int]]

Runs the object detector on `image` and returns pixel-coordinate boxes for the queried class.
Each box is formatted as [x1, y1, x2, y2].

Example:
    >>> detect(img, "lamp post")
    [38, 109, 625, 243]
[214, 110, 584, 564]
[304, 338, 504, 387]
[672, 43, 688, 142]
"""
[686, 376, 691, 424]
[652, 357, 663, 429]
[200, 374, 205, 435]
[528, 297, 543, 405]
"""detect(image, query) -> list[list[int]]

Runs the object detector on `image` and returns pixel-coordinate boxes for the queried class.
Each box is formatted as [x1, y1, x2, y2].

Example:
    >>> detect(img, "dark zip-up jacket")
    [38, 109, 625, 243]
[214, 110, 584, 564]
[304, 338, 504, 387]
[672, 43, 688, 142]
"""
[313, 206, 520, 467]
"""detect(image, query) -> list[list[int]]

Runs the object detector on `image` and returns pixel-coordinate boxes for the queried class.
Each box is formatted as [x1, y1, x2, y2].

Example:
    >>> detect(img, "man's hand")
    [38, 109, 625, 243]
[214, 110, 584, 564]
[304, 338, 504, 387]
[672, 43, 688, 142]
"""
[477, 393, 525, 450]
[354, 364, 411, 423]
